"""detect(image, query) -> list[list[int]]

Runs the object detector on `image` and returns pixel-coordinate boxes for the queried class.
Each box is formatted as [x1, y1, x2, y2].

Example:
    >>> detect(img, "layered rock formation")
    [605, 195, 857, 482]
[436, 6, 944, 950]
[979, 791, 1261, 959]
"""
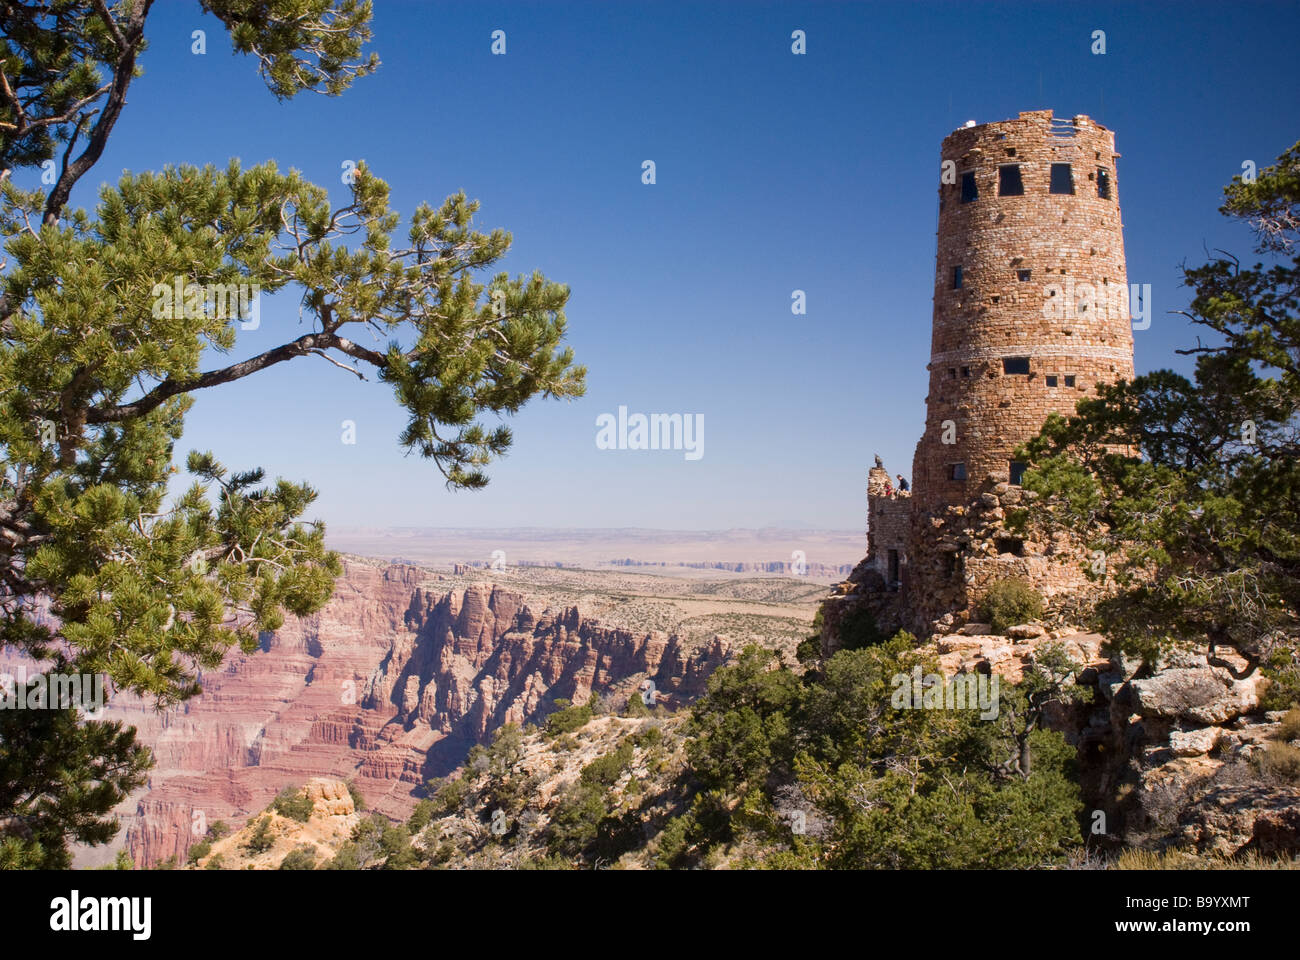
[36, 560, 732, 867]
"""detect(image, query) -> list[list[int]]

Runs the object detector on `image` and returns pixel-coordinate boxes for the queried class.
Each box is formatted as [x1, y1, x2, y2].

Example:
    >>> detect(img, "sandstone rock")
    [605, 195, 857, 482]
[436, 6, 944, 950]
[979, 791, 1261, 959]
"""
[936, 635, 986, 655]
[1169, 727, 1221, 757]
[1005, 623, 1046, 639]
[300, 778, 356, 817]
[1245, 807, 1300, 857]
[959, 622, 993, 636]
[1130, 667, 1259, 725]
[1176, 783, 1300, 855]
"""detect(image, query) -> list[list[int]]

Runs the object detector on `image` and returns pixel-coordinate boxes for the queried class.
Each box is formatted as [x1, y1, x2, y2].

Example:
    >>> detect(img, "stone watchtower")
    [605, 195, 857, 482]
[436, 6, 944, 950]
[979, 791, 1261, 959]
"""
[853, 110, 1137, 638]
[914, 109, 1133, 512]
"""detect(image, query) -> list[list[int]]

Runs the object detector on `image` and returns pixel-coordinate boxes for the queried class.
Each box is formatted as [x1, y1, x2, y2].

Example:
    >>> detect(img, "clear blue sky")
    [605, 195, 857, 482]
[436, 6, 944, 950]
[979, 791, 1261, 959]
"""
[18, 1, 1298, 530]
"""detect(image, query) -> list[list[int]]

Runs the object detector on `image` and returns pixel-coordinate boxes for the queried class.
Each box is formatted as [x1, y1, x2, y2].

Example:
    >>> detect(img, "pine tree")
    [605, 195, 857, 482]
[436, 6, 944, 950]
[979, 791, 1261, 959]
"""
[0, 1, 584, 864]
[1016, 141, 1300, 685]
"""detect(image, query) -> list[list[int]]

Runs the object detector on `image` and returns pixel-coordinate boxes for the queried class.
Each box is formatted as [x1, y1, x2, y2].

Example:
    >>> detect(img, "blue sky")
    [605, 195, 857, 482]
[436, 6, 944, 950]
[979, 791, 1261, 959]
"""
[18, 1, 1298, 531]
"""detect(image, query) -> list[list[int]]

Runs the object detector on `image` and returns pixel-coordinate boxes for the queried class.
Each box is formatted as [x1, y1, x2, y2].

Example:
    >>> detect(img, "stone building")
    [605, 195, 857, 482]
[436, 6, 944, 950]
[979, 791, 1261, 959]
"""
[840, 110, 1136, 642]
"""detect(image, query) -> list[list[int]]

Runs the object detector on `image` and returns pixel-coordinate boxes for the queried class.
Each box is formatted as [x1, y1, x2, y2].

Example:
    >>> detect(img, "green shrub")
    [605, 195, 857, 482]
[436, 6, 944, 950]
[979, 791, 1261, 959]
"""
[243, 816, 275, 854]
[980, 578, 1044, 634]
[545, 695, 597, 737]
[795, 636, 822, 664]
[406, 799, 436, 835]
[838, 605, 887, 651]
[1275, 707, 1300, 743]
[546, 782, 607, 857]
[653, 815, 692, 869]
[278, 844, 319, 870]
[623, 692, 650, 717]
[629, 725, 663, 749]
[186, 838, 212, 865]
[580, 741, 635, 788]
[204, 853, 225, 870]
[346, 780, 367, 812]
[208, 820, 230, 840]
[427, 776, 471, 816]
[272, 787, 314, 823]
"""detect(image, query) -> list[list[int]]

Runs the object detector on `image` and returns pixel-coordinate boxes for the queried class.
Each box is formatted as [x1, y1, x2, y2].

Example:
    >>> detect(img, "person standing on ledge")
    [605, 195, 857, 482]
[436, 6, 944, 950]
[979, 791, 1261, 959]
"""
[896, 474, 910, 493]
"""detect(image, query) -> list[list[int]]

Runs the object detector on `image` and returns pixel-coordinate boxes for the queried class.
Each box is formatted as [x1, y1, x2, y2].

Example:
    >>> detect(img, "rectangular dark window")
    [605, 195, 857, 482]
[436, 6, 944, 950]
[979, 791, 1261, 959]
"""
[952, 265, 963, 289]
[888, 549, 900, 585]
[1097, 167, 1111, 199]
[1064, 375, 1076, 387]
[998, 164, 1024, 196]
[1017, 269, 1031, 282]
[948, 367, 957, 379]
[961, 366, 971, 378]
[1050, 163, 1075, 195]
[949, 463, 967, 481]
[1009, 461, 1028, 485]
[1002, 356, 1030, 375]
[960, 171, 978, 203]
[1045, 375, 1058, 387]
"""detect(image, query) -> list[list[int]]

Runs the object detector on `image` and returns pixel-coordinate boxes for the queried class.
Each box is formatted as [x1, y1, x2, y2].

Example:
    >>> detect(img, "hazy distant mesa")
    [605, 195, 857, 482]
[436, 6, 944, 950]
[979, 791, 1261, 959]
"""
[326, 527, 864, 582]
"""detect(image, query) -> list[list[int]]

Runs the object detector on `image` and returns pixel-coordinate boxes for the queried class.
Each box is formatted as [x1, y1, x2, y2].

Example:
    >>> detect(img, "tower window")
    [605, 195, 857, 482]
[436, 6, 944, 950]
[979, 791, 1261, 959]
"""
[948, 367, 957, 379]
[1064, 375, 1077, 387]
[998, 164, 1024, 196]
[1002, 356, 1030, 375]
[1097, 167, 1111, 199]
[952, 265, 963, 289]
[960, 171, 978, 203]
[1050, 163, 1075, 195]
[1017, 269, 1031, 281]
[961, 366, 971, 378]
[1009, 461, 1028, 485]
[949, 463, 967, 481]
[1045, 375, 1058, 387]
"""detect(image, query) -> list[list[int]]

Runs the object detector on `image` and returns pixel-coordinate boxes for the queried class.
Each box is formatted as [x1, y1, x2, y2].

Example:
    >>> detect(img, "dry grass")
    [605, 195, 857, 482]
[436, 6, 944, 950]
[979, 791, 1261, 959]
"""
[1113, 847, 1300, 870]
[1275, 706, 1300, 743]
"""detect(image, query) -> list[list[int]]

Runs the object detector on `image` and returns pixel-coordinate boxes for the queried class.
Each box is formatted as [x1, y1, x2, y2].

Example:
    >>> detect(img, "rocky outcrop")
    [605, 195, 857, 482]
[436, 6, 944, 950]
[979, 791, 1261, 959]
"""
[924, 627, 1298, 856]
[193, 777, 361, 870]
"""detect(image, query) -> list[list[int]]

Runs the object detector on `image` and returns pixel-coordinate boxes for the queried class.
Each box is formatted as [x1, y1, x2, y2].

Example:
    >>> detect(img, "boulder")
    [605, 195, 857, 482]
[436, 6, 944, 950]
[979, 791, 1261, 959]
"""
[1130, 667, 1259, 725]
[1245, 807, 1300, 857]
[1169, 727, 1221, 757]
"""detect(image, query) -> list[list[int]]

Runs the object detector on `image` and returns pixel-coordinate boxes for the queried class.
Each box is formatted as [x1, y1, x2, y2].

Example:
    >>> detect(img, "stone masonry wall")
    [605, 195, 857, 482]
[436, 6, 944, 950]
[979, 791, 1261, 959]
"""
[902, 109, 1136, 630]
[866, 463, 909, 586]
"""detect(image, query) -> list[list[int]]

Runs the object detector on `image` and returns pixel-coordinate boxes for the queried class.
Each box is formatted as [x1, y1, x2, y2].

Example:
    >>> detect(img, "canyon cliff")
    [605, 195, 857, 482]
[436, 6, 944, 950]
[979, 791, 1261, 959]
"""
[54, 560, 731, 867]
